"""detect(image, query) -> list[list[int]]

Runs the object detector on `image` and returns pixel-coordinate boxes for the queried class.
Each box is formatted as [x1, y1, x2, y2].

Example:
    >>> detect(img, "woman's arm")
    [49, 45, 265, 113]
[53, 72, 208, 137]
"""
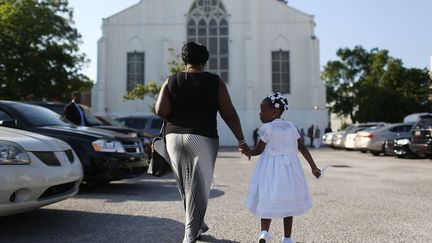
[217, 79, 249, 152]
[298, 139, 321, 178]
[155, 79, 171, 120]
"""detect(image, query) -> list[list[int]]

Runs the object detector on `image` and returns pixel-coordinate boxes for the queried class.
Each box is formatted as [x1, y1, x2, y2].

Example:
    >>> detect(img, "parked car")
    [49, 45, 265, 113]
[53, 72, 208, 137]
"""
[355, 123, 414, 155]
[388, 137, 423, 158]
[0, 127, 82, 217]
[116, 115, 163, 137]
[321, 132, 334, 146]
[383, 139, 396, 156]
[0, 101, 148, 182]
[95, 115, 153, 160]
[26, 101, 139, 138]
[331, 125, 355, 149]
[410, 114, 432, 158]
[339, 123, 386, 150]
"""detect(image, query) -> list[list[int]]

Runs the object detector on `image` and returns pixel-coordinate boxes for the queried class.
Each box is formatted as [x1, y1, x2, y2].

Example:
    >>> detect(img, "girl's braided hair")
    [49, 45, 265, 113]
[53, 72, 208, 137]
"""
[264, 92, 289, 114]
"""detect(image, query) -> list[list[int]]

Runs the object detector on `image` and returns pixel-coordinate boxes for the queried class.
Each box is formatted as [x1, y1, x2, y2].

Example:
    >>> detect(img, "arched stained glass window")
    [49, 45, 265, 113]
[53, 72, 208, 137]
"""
[187, 0, 229, 82]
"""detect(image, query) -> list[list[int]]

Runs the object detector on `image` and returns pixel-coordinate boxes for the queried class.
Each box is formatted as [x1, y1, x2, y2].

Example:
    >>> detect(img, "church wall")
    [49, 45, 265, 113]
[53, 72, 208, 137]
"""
[93, 0, 328, 146]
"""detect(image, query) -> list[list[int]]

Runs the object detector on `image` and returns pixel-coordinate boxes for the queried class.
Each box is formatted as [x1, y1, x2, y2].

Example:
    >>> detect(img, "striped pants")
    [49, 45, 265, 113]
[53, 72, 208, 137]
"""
[166, 134, 219, 243]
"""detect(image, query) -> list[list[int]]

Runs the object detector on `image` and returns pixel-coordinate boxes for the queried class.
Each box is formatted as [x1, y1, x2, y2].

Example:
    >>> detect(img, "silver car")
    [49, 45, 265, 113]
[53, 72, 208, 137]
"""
[335, 123, 386, 150]
[331, 125, 355, 148]
[355, 122, 414, 156]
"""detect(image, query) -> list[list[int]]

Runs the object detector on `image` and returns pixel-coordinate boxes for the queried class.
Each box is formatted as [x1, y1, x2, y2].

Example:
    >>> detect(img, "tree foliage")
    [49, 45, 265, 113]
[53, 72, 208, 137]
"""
[0, 0, 92, 101]
[322, 46, 432, 123]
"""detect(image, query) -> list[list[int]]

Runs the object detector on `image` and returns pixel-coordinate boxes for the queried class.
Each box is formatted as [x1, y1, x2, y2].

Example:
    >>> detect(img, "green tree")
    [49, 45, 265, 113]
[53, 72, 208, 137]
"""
[322, 46, 432, 123]
[123, 48, 183, 111]
[0, 0, 92, 101]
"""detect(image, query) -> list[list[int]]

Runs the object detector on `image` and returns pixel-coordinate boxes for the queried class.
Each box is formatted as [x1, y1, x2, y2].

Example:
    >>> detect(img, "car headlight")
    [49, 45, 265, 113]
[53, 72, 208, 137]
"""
[396, 138, 410, 145]
[127, 132, 137, 137]
[92, 139, 125, 153]
[0, 141, 31, 165]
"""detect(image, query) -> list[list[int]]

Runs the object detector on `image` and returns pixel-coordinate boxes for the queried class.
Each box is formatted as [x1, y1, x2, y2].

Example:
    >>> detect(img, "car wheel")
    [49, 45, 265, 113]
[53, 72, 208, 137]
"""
[396, 155, 405, 159]
[371, 151, 380, 156]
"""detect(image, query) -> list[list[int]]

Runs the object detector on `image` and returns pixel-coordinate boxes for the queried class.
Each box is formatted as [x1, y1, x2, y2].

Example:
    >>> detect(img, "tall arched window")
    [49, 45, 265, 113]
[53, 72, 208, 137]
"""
[187, 0, 229, 82]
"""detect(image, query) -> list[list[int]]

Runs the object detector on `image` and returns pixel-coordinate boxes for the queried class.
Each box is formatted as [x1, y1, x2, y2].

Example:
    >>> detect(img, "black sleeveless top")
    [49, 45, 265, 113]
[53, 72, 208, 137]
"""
[166, 72, 219, 138]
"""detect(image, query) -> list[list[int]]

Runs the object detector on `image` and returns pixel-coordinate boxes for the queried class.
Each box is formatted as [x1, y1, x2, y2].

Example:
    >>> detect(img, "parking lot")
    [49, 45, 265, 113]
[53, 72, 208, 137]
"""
[1, 147, 432, 242]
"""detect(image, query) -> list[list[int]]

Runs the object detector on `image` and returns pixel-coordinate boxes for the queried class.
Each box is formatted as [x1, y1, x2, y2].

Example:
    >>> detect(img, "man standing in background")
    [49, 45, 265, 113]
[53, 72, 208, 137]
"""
[307, 125, 314, 147]
[64, 91, 88, 126]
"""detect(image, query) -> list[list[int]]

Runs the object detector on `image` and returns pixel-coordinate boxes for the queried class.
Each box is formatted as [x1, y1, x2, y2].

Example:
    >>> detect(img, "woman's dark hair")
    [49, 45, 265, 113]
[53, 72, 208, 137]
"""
[181, 42, 209, 66]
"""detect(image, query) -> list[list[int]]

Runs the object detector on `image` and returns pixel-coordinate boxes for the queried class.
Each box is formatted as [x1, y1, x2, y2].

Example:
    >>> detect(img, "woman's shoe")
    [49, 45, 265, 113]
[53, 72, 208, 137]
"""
[258, 230, 272, 243]
[281, 237, 293, 243]
[196, 223, 209, 240]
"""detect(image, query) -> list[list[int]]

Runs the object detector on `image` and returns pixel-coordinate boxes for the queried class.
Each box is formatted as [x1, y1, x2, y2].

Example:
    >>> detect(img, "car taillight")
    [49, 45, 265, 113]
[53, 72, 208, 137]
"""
[366, 133, 373, 138]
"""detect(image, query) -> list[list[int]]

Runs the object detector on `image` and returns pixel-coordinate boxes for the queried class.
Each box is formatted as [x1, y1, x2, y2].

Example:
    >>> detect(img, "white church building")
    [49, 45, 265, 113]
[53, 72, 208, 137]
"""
[91, 0, 328, 146]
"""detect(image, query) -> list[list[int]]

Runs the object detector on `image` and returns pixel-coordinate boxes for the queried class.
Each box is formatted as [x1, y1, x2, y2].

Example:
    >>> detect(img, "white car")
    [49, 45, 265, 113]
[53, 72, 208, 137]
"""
[0, 127, 83, 217]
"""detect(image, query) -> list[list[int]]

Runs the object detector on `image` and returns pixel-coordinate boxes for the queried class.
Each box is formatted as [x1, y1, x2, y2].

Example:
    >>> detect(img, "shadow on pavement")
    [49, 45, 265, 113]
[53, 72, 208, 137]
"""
[76, 174, 225, 202]
[199, 234, 240, 243]
[0, 209, 184, 242]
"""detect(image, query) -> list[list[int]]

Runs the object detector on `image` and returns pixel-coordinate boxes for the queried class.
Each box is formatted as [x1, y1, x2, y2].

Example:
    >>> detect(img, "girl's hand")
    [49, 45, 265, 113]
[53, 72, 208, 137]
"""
[244, 150, 252, 160]
[312, 167, 321, 179]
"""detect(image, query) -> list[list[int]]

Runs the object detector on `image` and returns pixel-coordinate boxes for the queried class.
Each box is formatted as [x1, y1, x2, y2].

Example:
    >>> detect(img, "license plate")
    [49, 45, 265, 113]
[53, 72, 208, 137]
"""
[415, 131, 421, 136]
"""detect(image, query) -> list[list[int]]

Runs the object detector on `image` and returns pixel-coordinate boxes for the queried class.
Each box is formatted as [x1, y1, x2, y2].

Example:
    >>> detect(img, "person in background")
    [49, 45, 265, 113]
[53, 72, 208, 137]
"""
[313, 125, 321, 148]
[253, 128, 259, 147]
[299, 128, 306, 146]
[307, 125, 314, 147]
[155, 42, 249, 243]
[63, 91, 88, 126]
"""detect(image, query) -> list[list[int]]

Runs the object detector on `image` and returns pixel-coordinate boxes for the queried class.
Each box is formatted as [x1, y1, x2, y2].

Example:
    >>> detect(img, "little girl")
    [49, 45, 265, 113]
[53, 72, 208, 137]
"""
[244, 92, 321, 243]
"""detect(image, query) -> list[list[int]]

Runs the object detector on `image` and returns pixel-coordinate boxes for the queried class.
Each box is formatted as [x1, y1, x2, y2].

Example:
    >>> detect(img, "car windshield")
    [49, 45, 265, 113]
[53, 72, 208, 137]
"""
[82, 108, 104, 125]
[344, 125, 356, 133]
[12, 103, 68, 127]
[416, 117, 432, 127]
[100, 116, 124, 126]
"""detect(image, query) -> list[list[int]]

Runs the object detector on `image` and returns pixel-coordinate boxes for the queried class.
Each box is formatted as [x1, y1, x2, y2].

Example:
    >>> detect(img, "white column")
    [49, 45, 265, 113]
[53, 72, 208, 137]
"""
[245, 0, 259, 110]
[95, 25, 107, 115]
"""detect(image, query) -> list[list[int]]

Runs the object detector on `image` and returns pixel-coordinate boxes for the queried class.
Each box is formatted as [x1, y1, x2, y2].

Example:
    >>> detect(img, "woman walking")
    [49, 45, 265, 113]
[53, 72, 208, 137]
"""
[155, 42, 249, 242]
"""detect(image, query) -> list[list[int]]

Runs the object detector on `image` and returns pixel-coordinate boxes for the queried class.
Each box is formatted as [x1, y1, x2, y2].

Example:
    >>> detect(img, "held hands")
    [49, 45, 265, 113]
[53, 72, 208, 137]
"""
[238, 143, 251, 160]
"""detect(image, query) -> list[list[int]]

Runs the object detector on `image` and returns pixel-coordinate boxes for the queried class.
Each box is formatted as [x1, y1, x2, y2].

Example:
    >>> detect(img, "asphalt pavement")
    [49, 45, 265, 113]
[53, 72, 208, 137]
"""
[1, 147, 431, 242]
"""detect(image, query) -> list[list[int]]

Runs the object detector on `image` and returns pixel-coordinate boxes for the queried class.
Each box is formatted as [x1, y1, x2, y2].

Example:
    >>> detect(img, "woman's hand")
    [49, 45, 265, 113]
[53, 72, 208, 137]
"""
[312, 167, 321, 179]
[238, 143, 251, 160]
[238, 143, 250, 153]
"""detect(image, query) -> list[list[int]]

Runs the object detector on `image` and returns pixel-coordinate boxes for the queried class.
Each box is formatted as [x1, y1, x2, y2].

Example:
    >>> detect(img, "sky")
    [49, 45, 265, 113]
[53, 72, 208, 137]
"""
[69, 0, 432, 82]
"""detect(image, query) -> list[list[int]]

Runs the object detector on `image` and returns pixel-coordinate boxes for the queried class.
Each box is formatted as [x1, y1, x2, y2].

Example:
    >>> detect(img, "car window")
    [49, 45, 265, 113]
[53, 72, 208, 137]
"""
[46, 105, 65, 115]
[82, 109, 103, 125]
[151, 119, 163, 129]
[416, 117, 432, 127]
[11, 103, 68, 126]
[125, 118, 147, 129]
[402, 125, 413, 132]
[0, 110, 13, 121]
[101, 116, 124, 126]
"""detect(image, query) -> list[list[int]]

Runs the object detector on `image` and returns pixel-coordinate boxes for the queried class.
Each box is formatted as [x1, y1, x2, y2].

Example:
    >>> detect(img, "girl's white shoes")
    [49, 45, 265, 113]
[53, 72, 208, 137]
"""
[258, 231, 271, 243]
[281, 237, 293, 243]
[258, 231, 294, 243]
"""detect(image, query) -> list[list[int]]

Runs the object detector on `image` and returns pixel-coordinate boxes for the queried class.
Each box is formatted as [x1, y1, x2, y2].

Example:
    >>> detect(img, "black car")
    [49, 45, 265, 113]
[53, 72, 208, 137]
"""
[0, 101, 148, 182]
[410, 114, 432, 158]
[116, 115, 163, 138]
[25, 101, 140, 138]
[386, 137, 411, 158]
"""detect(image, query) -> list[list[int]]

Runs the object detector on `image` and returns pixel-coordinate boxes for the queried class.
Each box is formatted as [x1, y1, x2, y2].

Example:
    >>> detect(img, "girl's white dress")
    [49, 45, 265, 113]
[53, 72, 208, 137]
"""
[246, 119, 312, 219]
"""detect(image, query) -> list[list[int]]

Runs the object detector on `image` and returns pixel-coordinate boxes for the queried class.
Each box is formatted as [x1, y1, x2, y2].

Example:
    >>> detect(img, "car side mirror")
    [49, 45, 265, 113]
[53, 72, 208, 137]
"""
[0, 120, 18, 128]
